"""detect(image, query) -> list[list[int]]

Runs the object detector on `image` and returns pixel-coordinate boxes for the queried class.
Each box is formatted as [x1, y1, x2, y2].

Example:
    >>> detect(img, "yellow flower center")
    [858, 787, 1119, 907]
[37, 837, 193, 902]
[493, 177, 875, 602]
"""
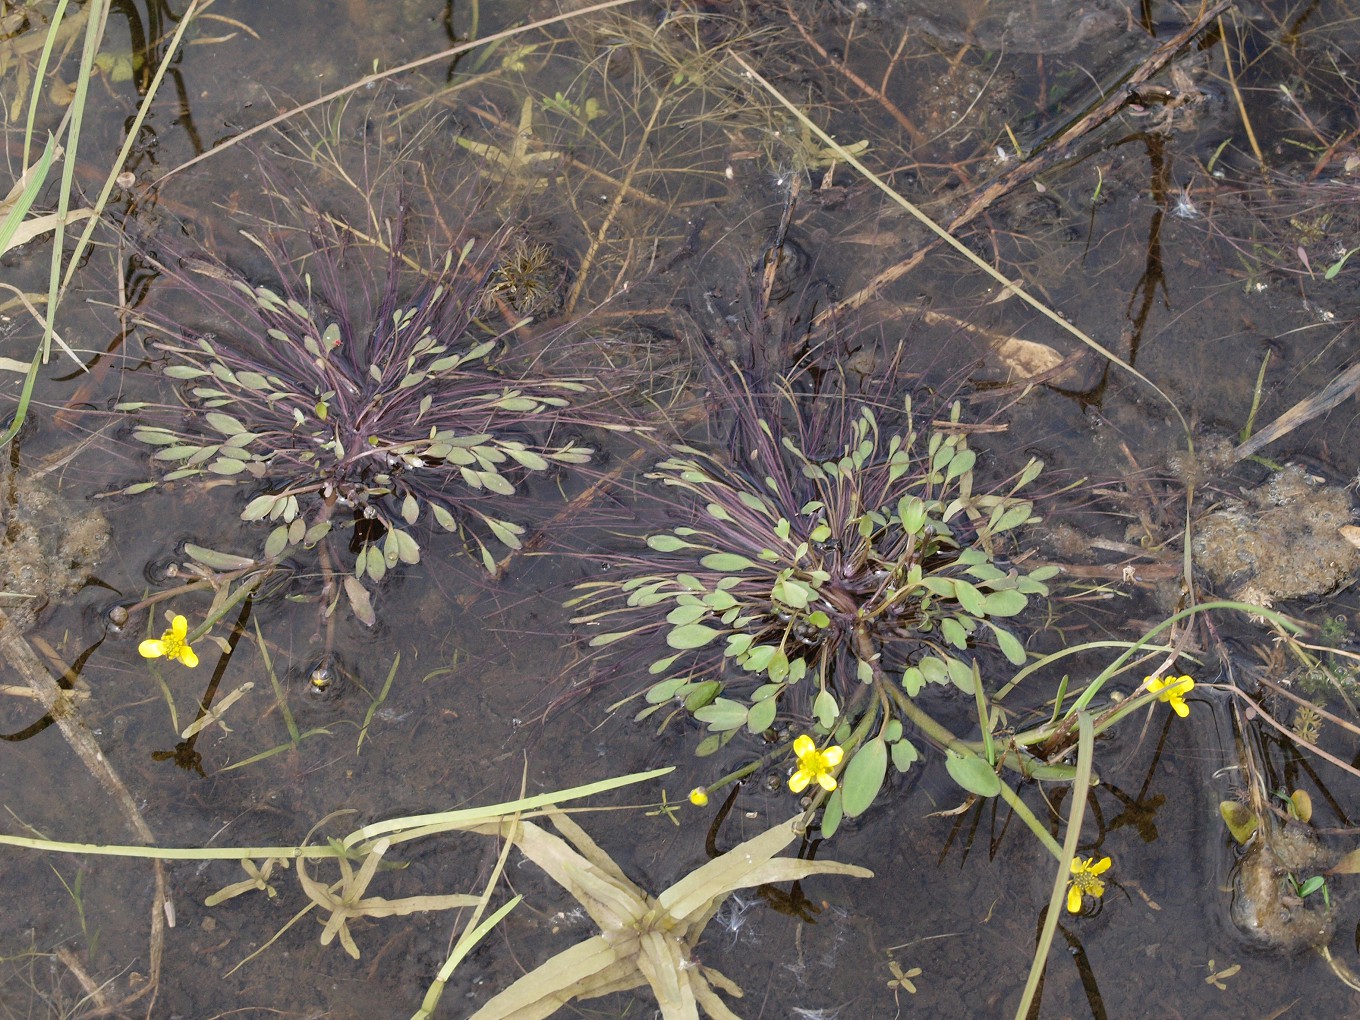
[1070, 870, 1104, 897]
[161, 630, 187, 659]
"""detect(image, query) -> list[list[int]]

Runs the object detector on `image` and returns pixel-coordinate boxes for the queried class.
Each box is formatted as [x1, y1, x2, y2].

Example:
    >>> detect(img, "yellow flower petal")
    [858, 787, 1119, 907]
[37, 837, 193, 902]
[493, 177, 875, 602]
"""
[178, 645, 200, 668]
[816, 772, 838, 792]
[793, 734, 816, 758]
[788, 770, 812, 794]
[688, 787, 709, 807]
[171, 614, 188, 639]
[138, 638, 166, 659]
[1090, 856, 1111, 875]
[821, 745, 844, 768]
[1067, 884, 1084, 913]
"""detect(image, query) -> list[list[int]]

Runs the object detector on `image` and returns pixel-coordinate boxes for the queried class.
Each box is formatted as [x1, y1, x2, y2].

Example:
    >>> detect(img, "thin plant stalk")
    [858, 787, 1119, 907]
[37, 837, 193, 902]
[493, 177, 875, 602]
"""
[1015, 711, 1095, 1020]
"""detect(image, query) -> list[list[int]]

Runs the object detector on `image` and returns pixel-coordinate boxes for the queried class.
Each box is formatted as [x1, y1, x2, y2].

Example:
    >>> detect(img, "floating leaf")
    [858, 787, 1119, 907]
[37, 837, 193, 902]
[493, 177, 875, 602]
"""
[665, 604, 708, 626]
[746, 695, 778, 733]
[183, 544, 257, 571]
[666, 623, 722, 650]
[1219, 801, 1258, 845]
[699, 552, 758, 572]
[982, 589, 1028, 617]
[841, 740, 887, 818]
[344, 577, 376, 627]
[902, 666, 925, 697]
[890, 738, 920, 773]
[953, 579, 987, 617]
[682, 680, 721, 712]
[647, 534, 691, 552]
[821, 788, 844, 839]
[693, 698, 748, 731]
[264, 525, 289, 560]
[813, 689, 839, 728]
[241, 494, 279, 521]
[944, 752, 1000, 798]
[205, 411, 247, 436]
[987, 622, 1027, 665]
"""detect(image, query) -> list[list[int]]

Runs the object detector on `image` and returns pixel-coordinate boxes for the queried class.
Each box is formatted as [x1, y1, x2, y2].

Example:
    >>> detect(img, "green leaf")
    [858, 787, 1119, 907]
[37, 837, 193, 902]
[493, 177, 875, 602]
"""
[682, 680, 721, 712]
[813, 689, 839, 728]
[391, 528, 421, 565]
[944, 752, 1000, 797]
[366, 543, 387, 582]
[665, 604, 708, 626]
[699, 552, 758, 572]
[918, 657, 949, 686]
[401, 494, 419, 524]
[241, 494, 278, 521]
[841, 740, 888, 818]
[820, 788, 844, 839]
[921, 576, 956, 599]
[183, 544, 256, 571]
[941, 616, 968, 649]
[746, 696, 778, 733]
[946, 656, 975, 693]
[1219, 801, 1258, 845]
[695, 733, 724, 757]
[645, 677, 687, 704]
[773, 577, 814, 609]
[485, 516, 523, 550]
[902, 666, 925, 697]
[432, 504, 459, 533]
[703, 590, 738, 612]
[264, 525, 289, 559]
[646, 534, 691, 552]
[982, 589, 1028, 617]
[666, 623, 722, 650]
[205, 411, 247, 436]
[988, 622, 1027, 665]
[1297, 875, 1326, 898]
[990, 503, 1034, 534]
[953, 579, 987, 616]
[693, 698, 748, 731]
[890, 738, 920, 773]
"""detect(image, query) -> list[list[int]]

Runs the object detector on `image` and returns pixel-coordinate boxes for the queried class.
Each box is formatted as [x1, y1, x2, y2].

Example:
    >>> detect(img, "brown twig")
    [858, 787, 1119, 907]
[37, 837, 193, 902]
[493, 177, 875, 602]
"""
[786, 4, 926, 149]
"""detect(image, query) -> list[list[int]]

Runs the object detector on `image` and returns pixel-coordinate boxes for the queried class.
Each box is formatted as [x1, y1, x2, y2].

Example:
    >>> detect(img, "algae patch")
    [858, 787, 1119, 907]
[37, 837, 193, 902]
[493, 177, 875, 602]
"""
[0, 471, 109, 629]
[1193, 465, 1360, 607]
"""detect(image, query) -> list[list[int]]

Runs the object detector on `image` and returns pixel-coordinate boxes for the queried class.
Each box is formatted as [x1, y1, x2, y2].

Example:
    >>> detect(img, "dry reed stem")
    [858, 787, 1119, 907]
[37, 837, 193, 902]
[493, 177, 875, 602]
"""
[1218, 15, 1267, 176]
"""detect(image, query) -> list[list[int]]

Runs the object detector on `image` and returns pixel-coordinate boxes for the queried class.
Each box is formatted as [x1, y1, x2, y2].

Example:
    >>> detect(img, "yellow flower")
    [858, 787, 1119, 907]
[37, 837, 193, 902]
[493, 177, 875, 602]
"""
[788, 734, 843, 793]
[138, 614, 199, 668]
[1066, 855, 1112, 913]
[688, 787, 710, 807]
[1147, 675, 1195, 717]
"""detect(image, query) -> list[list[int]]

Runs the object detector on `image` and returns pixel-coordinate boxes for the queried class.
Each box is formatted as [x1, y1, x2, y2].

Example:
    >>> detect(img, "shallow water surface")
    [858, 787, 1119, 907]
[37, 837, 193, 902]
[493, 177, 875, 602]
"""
[4, 1, 1360, 1017]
